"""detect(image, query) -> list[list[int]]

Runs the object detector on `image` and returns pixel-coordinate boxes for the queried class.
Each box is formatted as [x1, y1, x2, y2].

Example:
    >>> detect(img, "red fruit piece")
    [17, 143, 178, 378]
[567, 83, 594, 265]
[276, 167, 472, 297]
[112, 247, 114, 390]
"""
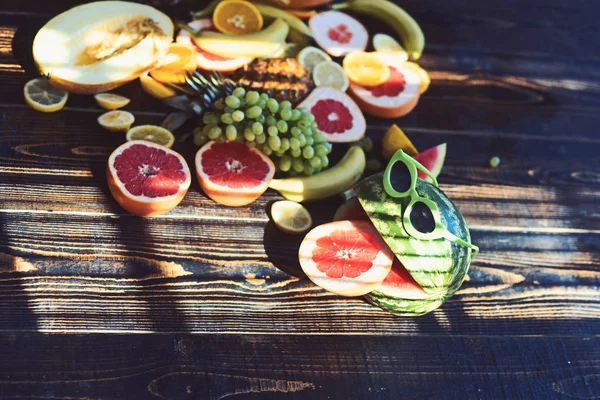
[311, 99, 354, 134]
[327, 24, 353, 44]
[365, 66, 407, 98]
[309, 11, 368, 57]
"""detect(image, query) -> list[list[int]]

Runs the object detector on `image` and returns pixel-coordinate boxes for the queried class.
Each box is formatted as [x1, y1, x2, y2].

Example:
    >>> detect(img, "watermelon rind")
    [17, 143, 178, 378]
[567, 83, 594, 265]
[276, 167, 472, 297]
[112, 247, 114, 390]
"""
[354, 172, 474, 316]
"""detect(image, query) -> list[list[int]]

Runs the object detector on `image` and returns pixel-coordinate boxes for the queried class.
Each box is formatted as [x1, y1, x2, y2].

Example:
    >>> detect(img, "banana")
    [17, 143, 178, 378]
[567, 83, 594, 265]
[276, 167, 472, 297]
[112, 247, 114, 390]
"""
[269, 146, 366, 203]
[334, 0, 425, 60]
[192, 18, 289, 58]
[252, 3, 312, 38]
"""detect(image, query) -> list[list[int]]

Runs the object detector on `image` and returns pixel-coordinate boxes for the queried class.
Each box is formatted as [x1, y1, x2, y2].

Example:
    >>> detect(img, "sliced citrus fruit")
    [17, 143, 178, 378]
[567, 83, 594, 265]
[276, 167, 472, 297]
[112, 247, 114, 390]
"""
[126, 125, 175, 148]
[372, 33, 409, 65]
[381, 124, 418, 160]
[312, 61, 349, 92]
[298, 220, 394, 297]
[107, 141, 192, 216]
[151, 43, 197, 85]
[23, 78, 68, 113]
[195, 141, 275, 207]
[343, 51, 390, 87]
[213, 0, 264, 35]
[139, 72, 177, 100]
[405, 61, 431, 94]
[296, 46, 331, 74]
[94, 93, 131, 110]
[271, 200, 312, 234]
[98, 110, 135, 132]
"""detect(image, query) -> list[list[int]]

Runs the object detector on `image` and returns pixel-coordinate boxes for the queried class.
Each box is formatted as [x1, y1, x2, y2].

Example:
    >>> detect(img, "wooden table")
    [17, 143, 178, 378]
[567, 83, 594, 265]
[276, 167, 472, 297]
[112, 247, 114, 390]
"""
[1, 0, 599, 398]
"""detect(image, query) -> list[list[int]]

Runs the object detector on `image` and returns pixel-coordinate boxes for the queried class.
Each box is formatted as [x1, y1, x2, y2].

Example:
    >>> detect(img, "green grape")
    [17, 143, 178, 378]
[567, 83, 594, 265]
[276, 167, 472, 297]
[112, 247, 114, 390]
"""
[267, 98, 279, 114]
[225, 95, 241, 109]
[280, 100, 292, 110]
[268, 126, 279, 137]
[214, 99, 225, 110]
[291, 127, 302, 137]
[289, 137, 300, 150]
[298, 134, 307, 147]
[244, 128, 256, 142]
[202, 124, 212, 135]
[224, 106, 234, 114]
[292, 157, 304, 173]
[208, 126, 222, 139]
[245, 91, 260, 105]
[324, 141, 333, 151]
[291, 148, 302, 158]
[305, 112, 315, 122]
[277, 120, 288, 133]
[280, 137, 290, 151]
[309, 156, 322, 169]
[262, 145, 273, 156]
[291, 109, 302, 121]
[299, 107, 311, 117]
[297, 120, 309, 130]
[303, 161, 314, 176]
[313, 131, 325, 143]
[246, 106, 262, 119]
[302, 145, 315, 159]
[315, 144, 328, 157]
[257, 115, 266, 124]
[257, 99, 267, 109]
[275, 150, 286, 157]
[215, 135, 226, 143]
[202, 112, 216, 125]
[221, 113, 234, 124]
[233, 87, 246, 98]
[232, 110, 245, 122]
[361, 136, 374, 152]
[279, 155, 292, 172]
[252, 122, 264, 135]
[268, 135, 281, 151]
[489, 156, 501, 168]
[259, 93, 269, 101]
[246, 141, 257, 148]
[266, 116, 277, 126]
[305, 136, 314, 146]
[256, 134, 266, 144]
[193, 128, 208, 146]
[320, 155, 329, 168]
[225, 125, 238, 141]
[280, 108, 292, 121]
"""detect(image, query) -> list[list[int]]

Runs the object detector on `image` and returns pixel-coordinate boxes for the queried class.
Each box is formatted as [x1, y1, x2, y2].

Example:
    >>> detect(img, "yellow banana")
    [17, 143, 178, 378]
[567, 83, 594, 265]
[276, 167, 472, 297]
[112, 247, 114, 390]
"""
[192, 18, 289, 58]
[252, 3, 312, 38]
[269, 146, 366, 203]
[334, 0, 425, 60]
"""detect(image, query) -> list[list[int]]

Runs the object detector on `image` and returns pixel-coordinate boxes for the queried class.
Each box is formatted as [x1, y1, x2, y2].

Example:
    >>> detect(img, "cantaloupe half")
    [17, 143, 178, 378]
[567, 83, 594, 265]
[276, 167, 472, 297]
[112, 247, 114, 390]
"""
[33, 1, 173, 94]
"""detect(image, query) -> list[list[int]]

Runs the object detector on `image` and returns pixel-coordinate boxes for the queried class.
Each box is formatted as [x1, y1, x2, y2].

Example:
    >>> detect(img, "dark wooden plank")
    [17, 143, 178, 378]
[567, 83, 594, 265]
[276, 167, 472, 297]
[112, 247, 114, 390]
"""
[0, 333, 597, 399]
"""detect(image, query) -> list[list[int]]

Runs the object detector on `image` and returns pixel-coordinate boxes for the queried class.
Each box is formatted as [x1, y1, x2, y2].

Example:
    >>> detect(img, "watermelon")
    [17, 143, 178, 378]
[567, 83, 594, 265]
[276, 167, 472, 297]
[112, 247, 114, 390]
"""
[414, 143, 446, 183]
[354, 171, 474, 316]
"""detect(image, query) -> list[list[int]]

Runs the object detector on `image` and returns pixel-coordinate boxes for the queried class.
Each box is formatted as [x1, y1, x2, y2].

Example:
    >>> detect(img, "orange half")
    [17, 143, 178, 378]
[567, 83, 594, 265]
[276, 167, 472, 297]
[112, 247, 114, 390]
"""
[213, 0, 264, 35]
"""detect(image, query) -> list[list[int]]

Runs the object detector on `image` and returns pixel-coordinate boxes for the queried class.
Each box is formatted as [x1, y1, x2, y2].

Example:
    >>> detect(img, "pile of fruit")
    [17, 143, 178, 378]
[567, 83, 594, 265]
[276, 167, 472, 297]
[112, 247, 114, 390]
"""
[24, 0, 478, 317]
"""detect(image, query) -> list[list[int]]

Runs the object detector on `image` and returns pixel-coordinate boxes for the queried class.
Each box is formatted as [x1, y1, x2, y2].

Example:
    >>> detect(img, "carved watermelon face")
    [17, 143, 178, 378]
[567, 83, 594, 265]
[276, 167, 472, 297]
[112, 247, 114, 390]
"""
[353, 171, 475, 316]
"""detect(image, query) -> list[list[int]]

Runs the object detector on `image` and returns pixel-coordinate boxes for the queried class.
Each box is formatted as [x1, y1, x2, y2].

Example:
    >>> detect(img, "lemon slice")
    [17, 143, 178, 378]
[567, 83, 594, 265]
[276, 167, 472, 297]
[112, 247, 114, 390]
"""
[98, 110, 135, 132]
[297, 46, 331, 74]
[343, 51, 390, 86]
[405, 61, 431, 94]
[373, 33, 409, 67]
[94, 93, 131, 110]
[139, 72, 177, 100]
[126, 125, 175, 148]
[23, 78, 68, 113]
[271, 200, 313, 235]
[312, 61, 349, 92]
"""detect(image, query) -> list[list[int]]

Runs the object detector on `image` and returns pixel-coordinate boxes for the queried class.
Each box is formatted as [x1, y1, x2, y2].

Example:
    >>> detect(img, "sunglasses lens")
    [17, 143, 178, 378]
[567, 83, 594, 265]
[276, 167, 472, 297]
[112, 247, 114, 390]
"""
[409, 201, 436, 234]
[389, 160, 412, 193]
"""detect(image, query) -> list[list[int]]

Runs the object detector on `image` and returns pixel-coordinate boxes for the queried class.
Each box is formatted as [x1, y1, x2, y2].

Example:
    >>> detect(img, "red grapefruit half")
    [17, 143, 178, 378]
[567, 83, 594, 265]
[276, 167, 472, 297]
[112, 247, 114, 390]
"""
[348, 63, 421, 119]
[107, 141, 192, 216]
[298, 87, 366, 143]
[299, 220, 394, 297]
[195, 141, 275, 207]
[309, 11, 368, 57]
[176, 19, 253, 73]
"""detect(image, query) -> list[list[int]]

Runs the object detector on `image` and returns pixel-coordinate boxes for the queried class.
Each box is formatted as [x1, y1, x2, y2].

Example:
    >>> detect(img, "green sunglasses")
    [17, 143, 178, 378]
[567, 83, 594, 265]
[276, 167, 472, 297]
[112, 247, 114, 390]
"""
[383, 149, 479, 259]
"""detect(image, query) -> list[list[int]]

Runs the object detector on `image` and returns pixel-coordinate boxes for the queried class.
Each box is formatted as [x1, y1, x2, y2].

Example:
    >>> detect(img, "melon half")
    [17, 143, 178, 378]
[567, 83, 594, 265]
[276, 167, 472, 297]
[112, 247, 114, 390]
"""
[33, 1, 173, 94]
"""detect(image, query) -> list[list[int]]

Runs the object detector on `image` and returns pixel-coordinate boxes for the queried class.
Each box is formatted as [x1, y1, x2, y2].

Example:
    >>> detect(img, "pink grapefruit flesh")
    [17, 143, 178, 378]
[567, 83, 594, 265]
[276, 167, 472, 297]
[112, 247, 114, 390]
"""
[298, 220, 394, 297]
[309, 11, 368, 57]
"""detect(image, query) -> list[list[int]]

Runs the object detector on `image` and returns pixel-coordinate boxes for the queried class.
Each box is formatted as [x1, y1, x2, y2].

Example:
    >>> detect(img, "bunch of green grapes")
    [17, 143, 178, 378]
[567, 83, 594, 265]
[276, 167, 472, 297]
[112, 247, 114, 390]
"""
[194, 88, 332, 176]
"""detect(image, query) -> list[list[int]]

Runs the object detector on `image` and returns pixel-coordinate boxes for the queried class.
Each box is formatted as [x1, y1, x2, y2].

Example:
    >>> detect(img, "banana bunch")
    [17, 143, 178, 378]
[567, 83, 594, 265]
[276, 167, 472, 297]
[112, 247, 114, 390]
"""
[269, 146, 366, 203]
[190, 18, 290, 59]
[251, 3, 313, 46]
[334, 0, 425, 60]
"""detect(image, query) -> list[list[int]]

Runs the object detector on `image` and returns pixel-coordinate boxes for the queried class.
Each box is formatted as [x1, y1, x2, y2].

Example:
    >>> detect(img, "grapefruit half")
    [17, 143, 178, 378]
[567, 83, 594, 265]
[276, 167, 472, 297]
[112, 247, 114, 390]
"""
[195, 141, 275, 207]
[107, 141, 192, 217]
[309, 11, 368, 57]
[299, 220, 394, 297]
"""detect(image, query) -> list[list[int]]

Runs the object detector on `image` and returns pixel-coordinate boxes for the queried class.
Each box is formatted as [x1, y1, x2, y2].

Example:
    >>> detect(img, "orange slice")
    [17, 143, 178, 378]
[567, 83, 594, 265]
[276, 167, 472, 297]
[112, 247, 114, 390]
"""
[343, 51, 390, 87]
[213, 0, 264, 35]
[405, 61, 431, 94]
